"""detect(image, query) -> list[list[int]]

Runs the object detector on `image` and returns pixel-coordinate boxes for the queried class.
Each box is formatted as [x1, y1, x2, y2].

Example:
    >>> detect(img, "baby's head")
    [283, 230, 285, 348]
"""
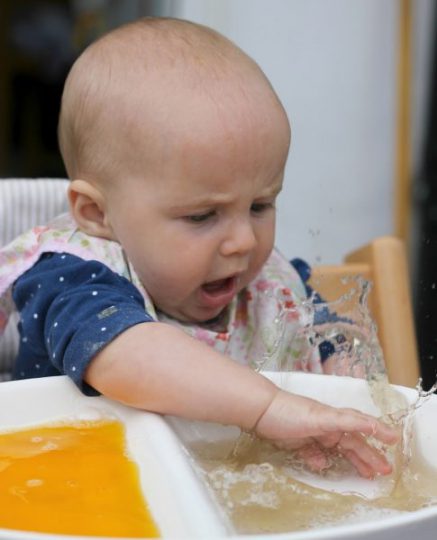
[59, 17, 291, 322]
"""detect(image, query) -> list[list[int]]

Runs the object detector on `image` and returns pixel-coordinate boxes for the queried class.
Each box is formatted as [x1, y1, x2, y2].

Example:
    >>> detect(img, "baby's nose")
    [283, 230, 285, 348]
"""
[220, 219, 256, 256]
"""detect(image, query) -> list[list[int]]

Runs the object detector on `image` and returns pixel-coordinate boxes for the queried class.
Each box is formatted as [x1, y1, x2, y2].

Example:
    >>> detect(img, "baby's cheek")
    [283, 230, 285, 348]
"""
[247, 253, 271, 285]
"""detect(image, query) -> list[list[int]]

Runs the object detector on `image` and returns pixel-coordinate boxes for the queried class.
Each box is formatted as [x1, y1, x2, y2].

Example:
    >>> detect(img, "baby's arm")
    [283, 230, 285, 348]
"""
[85, 321, 398, 478]
[86, 322, 276, 430]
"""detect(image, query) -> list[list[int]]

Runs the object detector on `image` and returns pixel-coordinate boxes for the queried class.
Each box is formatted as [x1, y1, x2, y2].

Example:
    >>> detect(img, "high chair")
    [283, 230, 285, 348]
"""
[0, 179, 420, 387]
[310, 237, 420, 388]
[0, 179, 69, 380]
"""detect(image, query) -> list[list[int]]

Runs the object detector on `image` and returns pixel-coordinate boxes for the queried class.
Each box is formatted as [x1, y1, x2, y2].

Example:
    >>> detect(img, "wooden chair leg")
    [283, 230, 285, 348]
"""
[346, 236, 420, 387]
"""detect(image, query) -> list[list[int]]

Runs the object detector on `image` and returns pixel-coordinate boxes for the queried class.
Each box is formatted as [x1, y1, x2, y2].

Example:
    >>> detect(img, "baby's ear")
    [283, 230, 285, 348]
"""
[68, 179, 115, 240]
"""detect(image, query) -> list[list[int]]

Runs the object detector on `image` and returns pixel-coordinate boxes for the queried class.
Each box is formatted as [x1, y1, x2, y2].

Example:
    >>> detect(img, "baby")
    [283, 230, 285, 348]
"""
[0, 17, 398, 476]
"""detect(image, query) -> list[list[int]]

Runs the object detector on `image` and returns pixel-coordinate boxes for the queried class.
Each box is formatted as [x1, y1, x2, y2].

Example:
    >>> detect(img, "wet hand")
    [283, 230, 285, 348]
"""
[253, 389, 400, 478]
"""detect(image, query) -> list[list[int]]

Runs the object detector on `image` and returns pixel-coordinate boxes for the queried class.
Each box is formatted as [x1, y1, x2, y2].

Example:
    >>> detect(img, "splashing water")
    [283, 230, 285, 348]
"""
[188, 276, 437, 534]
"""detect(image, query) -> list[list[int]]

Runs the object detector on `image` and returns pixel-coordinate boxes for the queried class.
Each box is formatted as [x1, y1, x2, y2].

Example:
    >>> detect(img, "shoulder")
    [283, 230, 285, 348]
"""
[13, 252, 144, 307]
[289, 257, 312, 284]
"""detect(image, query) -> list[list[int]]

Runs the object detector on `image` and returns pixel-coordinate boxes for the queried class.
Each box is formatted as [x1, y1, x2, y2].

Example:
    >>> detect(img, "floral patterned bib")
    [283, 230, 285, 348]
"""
[0, 213, 321, 372]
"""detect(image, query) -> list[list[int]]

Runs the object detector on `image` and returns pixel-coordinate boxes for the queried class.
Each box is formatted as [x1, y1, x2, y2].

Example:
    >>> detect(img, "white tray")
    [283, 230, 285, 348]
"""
[2, 372, 437, 540]
[0, 375, 229, 540]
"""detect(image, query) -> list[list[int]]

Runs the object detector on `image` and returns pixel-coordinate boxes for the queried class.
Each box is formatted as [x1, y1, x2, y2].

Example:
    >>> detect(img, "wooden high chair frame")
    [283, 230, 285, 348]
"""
[309, 236, 420, 388]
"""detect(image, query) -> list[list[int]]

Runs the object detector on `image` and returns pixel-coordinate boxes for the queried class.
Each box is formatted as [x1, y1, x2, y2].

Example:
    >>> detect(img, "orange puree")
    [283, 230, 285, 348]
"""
[0, 419, 160, 537]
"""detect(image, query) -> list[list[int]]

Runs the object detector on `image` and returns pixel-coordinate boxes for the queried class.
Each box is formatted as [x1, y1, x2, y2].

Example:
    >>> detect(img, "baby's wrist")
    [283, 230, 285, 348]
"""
[249, 384, 283, 436]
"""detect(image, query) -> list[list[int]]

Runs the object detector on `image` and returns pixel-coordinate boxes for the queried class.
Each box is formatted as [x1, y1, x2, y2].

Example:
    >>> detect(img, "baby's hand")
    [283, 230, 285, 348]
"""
[254, 389, 399, 478]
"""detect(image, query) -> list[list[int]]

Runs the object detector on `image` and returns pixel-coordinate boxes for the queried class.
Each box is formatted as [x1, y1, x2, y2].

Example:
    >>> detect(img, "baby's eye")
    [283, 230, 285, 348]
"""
[251, 202, 274, 214]
[185, 210, 216, 223]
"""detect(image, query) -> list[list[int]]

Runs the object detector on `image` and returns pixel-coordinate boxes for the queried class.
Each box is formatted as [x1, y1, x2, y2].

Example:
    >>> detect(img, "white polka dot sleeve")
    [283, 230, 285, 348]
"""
[12, 253, 154, 395]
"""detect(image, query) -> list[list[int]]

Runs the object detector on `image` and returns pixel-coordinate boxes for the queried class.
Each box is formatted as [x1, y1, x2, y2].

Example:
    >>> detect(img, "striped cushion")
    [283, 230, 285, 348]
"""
[0, 178, 69, 379]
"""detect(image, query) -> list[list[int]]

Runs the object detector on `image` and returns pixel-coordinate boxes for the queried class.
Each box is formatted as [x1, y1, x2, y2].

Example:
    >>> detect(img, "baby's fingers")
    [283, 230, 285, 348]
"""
[296, 444, 330, 472]
[329, 408, 399, 445]
[337, 432, 393, 477]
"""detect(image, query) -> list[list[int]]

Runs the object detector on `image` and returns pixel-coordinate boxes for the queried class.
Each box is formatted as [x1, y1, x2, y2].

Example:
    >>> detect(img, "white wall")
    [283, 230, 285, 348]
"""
[170, 0, 400, 265]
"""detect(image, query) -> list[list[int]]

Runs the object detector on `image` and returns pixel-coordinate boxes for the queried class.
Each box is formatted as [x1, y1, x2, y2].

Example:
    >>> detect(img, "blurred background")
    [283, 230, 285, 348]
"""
[0, 0, 435, 386]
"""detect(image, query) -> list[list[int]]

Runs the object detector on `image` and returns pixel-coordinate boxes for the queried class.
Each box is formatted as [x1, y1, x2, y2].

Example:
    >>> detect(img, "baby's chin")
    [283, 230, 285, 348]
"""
[157, 304, 230, 325]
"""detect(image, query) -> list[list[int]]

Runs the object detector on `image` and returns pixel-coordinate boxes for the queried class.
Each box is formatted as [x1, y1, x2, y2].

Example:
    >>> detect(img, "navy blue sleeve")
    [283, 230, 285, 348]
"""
[12, 253, 154, 395]
[290, 257, 341, 363]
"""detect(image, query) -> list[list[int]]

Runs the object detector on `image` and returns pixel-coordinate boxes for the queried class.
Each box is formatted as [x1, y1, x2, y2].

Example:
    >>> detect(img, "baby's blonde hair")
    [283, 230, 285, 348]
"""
[58, 17, 282, 183]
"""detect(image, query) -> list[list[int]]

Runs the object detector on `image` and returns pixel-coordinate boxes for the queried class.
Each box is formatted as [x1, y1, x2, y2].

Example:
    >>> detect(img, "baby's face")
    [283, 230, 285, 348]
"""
[104, 84, 290, 322]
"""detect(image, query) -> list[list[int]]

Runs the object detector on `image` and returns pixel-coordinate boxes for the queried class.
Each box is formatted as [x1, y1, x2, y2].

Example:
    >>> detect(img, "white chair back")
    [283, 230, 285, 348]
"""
[0, 178, 69, 380]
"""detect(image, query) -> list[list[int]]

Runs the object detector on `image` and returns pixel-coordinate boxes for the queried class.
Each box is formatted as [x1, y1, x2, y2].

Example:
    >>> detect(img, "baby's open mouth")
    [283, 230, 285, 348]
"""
[201, 277, 235, 296]
[199, 276, 239, 311]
